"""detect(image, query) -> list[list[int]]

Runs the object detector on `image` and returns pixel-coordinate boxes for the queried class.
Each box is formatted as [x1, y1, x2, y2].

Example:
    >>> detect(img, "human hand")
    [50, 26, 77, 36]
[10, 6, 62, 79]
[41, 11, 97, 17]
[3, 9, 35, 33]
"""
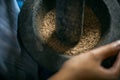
[49, 40, 120, 80]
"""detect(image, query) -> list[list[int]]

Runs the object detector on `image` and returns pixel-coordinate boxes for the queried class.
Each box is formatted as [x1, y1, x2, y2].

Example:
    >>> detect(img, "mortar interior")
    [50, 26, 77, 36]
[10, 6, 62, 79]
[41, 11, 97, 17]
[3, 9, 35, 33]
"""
[34, 0, 110, 56]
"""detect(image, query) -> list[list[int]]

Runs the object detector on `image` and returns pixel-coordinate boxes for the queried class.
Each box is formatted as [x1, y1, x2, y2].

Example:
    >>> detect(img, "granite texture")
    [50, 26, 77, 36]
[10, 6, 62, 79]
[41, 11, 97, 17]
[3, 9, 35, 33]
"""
[18, 0, 120, 79]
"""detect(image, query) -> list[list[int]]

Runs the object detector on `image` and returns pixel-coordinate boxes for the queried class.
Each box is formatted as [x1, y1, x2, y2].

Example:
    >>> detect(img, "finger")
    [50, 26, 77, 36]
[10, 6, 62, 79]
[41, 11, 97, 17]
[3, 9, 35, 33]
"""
[110, 52, 120, 75]
[101, 52, 120, 79]
[89, 40, 120, 62]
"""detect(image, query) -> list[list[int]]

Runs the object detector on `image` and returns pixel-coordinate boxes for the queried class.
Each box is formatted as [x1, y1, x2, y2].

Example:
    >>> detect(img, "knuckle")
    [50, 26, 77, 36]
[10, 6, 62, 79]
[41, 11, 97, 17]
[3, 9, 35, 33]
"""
[88, 51, 100, 61]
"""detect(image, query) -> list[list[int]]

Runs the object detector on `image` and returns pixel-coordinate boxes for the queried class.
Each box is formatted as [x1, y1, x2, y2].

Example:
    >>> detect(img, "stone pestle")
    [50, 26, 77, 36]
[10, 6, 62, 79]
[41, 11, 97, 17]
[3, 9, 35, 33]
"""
[56, 0, 85, 46]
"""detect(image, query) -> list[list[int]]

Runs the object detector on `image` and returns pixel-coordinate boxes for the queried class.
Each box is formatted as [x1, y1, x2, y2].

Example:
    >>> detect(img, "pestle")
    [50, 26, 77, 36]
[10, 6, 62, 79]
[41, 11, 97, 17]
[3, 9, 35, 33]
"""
[56, 0, 85, 46]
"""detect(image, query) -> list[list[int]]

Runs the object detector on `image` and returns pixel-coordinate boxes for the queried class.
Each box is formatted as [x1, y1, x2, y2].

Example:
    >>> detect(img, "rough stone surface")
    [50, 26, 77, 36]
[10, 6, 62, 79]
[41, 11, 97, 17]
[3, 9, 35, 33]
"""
[18, 0, 120, 73]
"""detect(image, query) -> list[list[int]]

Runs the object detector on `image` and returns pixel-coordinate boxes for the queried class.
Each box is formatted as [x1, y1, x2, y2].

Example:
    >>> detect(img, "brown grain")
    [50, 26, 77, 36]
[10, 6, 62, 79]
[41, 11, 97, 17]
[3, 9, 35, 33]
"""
[37, 6, 101, 56]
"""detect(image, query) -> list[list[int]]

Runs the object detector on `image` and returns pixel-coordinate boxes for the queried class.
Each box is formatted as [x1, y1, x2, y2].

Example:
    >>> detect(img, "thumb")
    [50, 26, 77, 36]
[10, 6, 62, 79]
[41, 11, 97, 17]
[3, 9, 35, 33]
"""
[109, 52, 120, 76]
[100, 52, 120, 79]
[89, 40, 120, 62]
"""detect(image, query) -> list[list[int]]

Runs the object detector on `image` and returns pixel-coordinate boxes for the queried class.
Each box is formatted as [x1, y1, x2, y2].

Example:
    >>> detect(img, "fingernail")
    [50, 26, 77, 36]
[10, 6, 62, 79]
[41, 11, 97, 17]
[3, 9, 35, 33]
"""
[113, 40, 120, 49]
[116, 40, 120, 44]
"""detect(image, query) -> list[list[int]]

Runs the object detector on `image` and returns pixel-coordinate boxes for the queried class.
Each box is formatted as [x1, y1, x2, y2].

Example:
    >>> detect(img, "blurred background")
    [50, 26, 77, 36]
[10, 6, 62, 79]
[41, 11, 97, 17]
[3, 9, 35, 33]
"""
[17, 0, 24, 8]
